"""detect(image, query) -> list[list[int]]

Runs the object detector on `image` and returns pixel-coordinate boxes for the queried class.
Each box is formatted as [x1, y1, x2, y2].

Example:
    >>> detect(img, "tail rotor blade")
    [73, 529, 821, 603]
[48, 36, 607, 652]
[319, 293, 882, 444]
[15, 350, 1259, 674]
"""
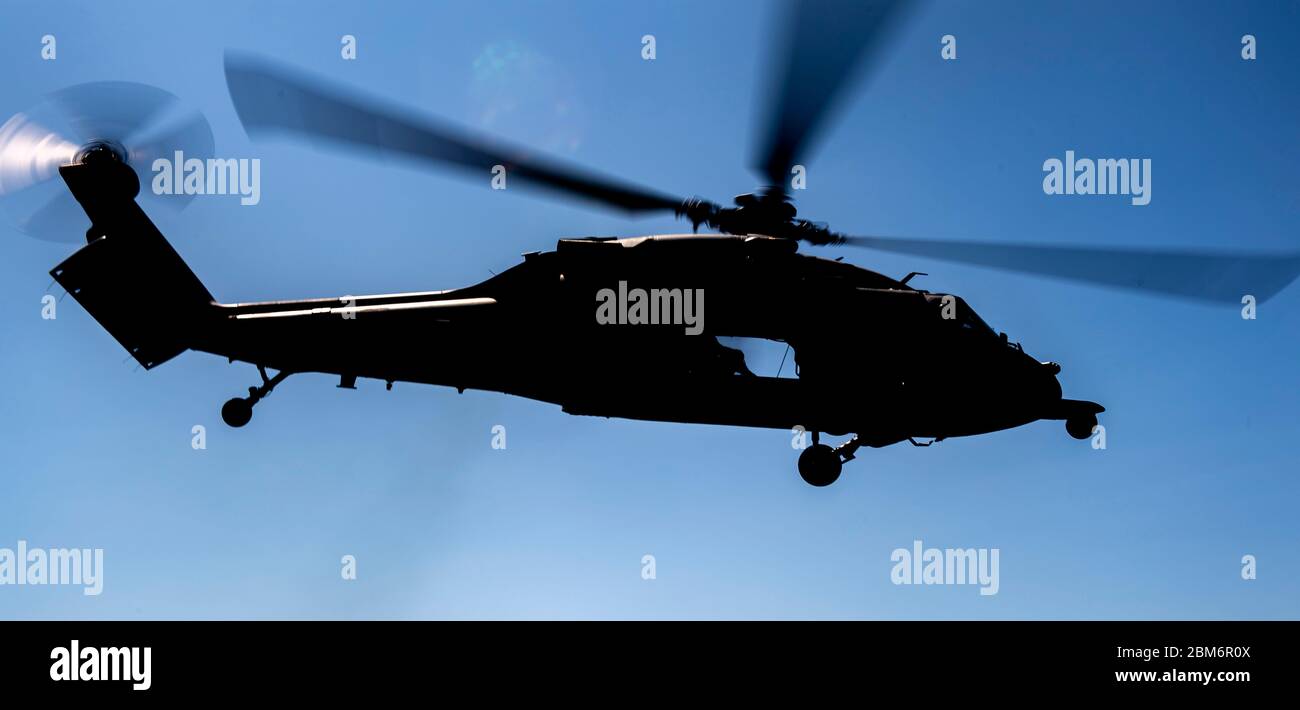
[0, 82, 214, 242]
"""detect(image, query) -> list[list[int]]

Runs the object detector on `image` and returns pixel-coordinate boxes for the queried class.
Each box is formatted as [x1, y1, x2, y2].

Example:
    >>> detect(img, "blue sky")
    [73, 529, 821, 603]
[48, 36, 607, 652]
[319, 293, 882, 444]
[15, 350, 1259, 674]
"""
[0, 0, 1296, 619]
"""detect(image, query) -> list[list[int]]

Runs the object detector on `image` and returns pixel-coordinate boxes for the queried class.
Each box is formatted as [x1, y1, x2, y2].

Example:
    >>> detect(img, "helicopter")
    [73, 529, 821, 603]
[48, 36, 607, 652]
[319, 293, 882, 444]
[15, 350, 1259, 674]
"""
[5, 0, 1299, 487]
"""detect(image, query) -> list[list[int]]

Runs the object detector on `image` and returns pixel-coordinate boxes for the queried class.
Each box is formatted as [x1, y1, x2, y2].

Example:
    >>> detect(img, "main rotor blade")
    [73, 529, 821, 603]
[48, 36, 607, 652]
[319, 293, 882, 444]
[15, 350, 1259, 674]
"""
[754, 0, 914, 190]
[224, 52, 687, 214]
[842, 236, 1300, 304]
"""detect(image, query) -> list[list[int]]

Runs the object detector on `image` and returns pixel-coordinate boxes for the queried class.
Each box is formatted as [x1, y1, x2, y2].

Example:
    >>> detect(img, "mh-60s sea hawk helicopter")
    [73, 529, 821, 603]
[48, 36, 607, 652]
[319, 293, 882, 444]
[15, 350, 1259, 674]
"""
[5, 1, 1298, 486]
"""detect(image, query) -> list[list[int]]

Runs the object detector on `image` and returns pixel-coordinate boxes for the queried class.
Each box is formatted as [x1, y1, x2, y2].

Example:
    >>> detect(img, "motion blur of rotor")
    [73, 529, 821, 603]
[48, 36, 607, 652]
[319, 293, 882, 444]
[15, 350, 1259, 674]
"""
[24, 0, 1247, 303]
[0, 81, 214, 242]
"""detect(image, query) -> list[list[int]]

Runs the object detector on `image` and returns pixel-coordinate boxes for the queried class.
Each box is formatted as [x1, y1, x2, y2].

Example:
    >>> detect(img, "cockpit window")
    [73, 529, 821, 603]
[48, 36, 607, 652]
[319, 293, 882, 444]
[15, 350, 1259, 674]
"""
[927, 294, 998, 337]
[956, 300, 995, 335]
[925, 293, 1022, 349]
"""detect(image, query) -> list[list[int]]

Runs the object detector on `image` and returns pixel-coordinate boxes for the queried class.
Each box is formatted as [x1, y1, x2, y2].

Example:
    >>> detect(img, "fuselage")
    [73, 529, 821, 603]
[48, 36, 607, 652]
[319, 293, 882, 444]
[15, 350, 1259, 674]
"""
[193, 234, 1069, 445]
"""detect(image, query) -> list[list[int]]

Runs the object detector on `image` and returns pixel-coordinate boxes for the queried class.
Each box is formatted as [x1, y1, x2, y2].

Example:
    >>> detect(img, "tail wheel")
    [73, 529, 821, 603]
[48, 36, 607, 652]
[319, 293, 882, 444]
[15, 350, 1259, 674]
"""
[798, 444, 843, 487]
[221, 398, 253, 428]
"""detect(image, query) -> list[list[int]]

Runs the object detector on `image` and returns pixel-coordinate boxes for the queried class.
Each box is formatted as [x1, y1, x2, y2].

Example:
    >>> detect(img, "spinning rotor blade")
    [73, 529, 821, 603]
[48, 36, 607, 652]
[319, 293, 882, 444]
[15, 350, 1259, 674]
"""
[841, 235, 1300, 304]
[224, 52, 689, 214]
[0, 116, 78, 197]
[0, 81, 214, 242]
[45, 82, 178, 151]
[754, 0, 914, 190]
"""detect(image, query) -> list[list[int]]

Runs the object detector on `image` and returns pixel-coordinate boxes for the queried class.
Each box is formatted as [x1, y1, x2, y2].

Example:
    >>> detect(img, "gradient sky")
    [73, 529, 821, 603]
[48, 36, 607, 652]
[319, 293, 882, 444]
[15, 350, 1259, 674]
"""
[0, 0, 1296, 619]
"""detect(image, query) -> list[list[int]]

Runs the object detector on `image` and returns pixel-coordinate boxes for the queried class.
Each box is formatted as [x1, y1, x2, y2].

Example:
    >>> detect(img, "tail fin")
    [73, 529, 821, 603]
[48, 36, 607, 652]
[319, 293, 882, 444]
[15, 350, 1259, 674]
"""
[50, 158, 214, 369]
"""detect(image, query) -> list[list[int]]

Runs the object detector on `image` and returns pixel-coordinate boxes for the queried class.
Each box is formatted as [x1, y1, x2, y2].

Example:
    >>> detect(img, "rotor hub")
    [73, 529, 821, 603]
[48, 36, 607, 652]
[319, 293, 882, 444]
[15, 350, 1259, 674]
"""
[733, 191, 797, 222]
[74, 139, 127, 165]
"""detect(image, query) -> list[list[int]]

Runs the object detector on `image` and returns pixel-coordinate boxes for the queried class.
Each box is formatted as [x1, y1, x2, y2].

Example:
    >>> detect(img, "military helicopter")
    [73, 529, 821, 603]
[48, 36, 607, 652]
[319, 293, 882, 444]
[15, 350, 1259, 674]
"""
[5, 0, 1298, 486]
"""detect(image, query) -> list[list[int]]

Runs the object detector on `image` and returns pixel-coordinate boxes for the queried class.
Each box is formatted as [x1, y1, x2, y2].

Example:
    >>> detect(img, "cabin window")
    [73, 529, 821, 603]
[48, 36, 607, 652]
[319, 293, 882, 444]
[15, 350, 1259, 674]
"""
[716, 336, 798, 378]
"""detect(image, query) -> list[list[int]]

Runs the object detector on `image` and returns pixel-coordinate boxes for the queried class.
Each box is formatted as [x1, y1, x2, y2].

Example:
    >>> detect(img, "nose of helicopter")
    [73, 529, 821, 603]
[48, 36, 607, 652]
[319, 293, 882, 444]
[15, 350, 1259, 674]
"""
[1036, 360, 1064, 401]
[1010, 347, 1063, 403]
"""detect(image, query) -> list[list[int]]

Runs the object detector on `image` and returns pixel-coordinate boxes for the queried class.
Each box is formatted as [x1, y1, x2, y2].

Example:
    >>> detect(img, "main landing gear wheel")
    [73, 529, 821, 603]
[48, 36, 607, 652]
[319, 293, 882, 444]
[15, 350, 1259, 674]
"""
[1065, 413, 1098, 440]
[798, 443, 843, 487]
[221, 365, 291, 428]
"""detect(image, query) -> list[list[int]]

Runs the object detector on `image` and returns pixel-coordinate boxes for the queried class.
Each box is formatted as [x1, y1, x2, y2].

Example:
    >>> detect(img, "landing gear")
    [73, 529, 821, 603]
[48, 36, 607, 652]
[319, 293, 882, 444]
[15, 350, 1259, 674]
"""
[221, 398, 253, 428]
[797, 430, 863, 487]
[798, 444, 842, 487]
[221, 365, 291, 428]
[1065, 413, 1098, 440]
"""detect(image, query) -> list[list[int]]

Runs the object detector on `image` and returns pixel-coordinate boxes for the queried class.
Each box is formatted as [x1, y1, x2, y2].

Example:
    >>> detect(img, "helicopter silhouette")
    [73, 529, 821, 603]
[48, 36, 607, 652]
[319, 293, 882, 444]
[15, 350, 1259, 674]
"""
[10, 0, 1298, 486]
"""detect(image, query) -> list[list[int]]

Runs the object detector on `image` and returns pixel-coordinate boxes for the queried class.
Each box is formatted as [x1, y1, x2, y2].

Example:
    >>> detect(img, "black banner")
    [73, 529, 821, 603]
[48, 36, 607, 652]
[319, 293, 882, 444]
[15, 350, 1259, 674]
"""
[0, 621, 1289, 697]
